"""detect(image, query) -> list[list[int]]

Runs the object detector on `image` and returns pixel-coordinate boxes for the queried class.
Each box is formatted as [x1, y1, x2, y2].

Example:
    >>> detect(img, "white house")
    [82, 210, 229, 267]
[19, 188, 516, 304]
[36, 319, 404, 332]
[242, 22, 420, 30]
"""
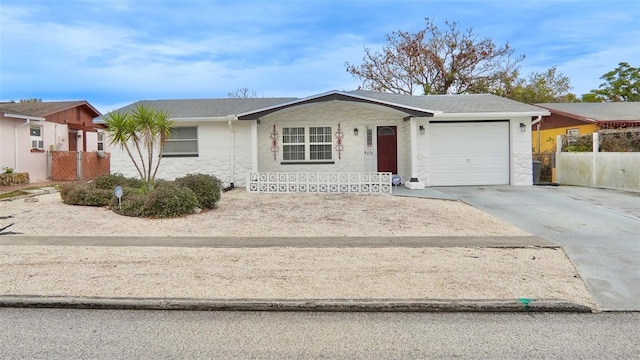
[94, 90, 549, 192]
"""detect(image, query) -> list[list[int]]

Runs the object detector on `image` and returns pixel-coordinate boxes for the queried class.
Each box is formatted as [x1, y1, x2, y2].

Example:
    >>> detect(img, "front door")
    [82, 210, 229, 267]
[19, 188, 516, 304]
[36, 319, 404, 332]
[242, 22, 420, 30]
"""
[68, 131, 77, 152]
[377, 126, 397, 174]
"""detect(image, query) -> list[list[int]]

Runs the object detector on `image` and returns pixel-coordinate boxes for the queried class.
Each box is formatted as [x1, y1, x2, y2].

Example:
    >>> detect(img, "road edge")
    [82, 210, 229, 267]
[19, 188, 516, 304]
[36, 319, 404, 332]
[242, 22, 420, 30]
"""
[0, 296, 595, 313]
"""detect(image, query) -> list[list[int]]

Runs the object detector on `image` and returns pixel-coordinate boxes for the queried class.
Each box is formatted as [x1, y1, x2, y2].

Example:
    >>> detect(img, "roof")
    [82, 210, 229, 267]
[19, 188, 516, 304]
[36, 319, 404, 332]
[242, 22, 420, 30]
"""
[350, 90, 547, 114]
[94, 98, 297, 122]
[535, 102, 640, 122]
[236, 91, 440, 120]
[0, 101, 101, 118]
[95, 90, 549, 123]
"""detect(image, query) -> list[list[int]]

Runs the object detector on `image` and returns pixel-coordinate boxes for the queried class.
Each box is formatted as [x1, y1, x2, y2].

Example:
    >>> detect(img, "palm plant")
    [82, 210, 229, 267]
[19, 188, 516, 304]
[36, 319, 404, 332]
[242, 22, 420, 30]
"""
[103, 103, 173, 192]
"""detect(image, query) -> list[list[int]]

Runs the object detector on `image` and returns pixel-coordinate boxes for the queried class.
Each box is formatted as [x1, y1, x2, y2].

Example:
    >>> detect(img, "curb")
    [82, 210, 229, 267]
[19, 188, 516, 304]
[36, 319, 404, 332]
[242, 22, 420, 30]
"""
[0, 296, 595, 313]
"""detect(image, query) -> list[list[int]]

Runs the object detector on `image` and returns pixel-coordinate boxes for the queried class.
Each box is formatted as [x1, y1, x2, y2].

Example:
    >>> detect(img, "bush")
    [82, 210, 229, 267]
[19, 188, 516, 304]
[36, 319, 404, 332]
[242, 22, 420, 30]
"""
[111, 190, 147, 217]
[62, 173, 220, 218]
[60, 182, 113, 206]
[174, 174, 222, 209]
[92, 173, 143, 190]
[140, 184, 199, 218]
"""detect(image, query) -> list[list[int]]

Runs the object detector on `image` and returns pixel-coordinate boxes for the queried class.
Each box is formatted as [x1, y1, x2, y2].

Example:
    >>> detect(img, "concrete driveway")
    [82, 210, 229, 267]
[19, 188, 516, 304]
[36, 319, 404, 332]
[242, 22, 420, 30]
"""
[437, 185, 640, 311]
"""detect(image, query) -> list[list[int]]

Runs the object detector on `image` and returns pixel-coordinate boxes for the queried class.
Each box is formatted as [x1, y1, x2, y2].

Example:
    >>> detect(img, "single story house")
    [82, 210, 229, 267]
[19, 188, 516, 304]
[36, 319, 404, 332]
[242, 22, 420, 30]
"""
[0, 101, 105, 182]
[94, 90, 549, 192]
[532, 102, 640, 153]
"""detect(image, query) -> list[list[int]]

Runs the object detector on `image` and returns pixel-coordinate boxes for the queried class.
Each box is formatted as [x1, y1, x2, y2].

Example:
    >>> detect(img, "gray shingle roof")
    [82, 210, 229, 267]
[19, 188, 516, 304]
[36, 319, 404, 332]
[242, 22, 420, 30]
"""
[94, 98, 297, 121]
[350, 90, 547, 114]
[0, 101, 99, 117]
[95, 90, 548, 123]
[535, 102, 640, 121]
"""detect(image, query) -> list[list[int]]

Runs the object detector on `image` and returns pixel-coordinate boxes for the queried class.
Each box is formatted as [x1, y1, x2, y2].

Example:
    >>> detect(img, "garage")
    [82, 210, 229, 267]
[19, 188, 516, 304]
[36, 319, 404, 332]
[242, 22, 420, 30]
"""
[429, 121, 510, 186]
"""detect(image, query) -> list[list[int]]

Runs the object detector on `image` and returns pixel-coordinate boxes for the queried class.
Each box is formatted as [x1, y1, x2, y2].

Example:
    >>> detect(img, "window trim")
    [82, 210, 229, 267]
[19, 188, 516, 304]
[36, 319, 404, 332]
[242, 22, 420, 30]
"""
[281, 125, 334, 164]
[97, 131, 105, 151]
[30, 125, 44, 150]
[162, 126, 199, 157]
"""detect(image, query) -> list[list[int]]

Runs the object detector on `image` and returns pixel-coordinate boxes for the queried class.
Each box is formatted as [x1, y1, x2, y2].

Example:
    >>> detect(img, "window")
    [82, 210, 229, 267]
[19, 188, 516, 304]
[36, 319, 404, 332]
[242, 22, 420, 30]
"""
[97, 132, 105, 151]
[566, 128, 579, 145]
[309, 126, 332, 160]
[282, 127, 305, 161]
[30, 125, 44, 149]
[163, 127, 198, 157]
[282, 126, 332, 162]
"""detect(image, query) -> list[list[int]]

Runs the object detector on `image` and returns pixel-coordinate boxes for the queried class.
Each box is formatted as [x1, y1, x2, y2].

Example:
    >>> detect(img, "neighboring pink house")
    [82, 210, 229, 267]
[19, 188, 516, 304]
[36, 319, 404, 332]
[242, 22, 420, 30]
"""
[0, 101, 105, 182]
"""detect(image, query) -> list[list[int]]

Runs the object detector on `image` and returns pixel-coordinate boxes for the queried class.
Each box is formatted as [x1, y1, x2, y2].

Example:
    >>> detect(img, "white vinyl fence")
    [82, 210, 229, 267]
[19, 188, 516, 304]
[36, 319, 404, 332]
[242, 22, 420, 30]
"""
[247, 172, 392, 193]
[556, 134, 640, 192]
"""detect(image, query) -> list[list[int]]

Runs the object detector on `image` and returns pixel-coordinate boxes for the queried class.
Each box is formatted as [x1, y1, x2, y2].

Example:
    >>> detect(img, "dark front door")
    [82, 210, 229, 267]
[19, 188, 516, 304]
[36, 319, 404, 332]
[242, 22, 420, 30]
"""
[377, 126, 397, 174]
[68, 131, 77, 152]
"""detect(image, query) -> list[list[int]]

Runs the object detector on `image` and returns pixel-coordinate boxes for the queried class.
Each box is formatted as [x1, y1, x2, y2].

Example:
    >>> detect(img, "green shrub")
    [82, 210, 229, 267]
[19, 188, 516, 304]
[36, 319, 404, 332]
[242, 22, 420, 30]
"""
[92, 173, 143, 190]
[140, 184, 199, 218]
[111, 190, 147, 217]
[60, 183, 113, 206]
[59, 182, 77, 201]
[174, 174, 222, 209]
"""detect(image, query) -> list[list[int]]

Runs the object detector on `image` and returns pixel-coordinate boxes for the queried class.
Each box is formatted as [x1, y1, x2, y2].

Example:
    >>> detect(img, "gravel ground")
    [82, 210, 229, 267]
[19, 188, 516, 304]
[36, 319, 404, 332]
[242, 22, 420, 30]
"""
[1, 190, 528, 237]
[0, 190, 594, 307]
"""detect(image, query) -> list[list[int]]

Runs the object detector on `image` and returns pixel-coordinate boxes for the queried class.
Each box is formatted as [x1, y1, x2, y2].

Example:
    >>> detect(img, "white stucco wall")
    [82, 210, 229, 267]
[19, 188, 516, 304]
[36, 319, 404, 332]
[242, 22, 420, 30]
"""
[256, 101, 409, 179]
[109, 120, 253, 186]
[0, 119, 17, 170]
[510, 116, 534, 186]
[107, 102, 534, 188]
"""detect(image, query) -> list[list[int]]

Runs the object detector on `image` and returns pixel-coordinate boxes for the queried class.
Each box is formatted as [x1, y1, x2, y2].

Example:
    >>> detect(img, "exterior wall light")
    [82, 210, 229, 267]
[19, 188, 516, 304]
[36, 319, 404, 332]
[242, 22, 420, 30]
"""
[520, 123, 526, 132]
[353, 128, 359, 136]
[419, 125, 425, 135]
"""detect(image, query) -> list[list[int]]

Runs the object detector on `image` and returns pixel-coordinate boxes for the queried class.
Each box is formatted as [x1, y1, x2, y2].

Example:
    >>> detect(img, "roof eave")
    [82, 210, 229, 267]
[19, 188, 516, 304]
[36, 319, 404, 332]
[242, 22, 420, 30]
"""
[435, 110, 550, 118]
[170, 116, 237, 122]
[535, 105, 595, 123]
[2, 113, 46, 121]
[236, 90, 440, 120]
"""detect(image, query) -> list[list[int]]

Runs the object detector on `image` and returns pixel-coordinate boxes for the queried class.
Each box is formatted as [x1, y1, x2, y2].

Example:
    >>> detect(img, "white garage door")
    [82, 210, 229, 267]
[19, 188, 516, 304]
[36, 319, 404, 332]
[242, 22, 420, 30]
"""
[429, 121, 510, 186]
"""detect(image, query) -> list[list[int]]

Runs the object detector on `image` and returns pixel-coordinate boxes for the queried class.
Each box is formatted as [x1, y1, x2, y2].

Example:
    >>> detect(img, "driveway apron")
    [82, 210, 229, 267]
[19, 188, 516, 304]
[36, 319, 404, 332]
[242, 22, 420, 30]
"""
[437, 185, 640, 311]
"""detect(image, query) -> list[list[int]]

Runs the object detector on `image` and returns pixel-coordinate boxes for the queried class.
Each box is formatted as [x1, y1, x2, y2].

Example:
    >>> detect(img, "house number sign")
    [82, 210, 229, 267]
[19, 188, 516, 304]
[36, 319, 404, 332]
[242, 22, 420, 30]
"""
[114, 186, 123, 209]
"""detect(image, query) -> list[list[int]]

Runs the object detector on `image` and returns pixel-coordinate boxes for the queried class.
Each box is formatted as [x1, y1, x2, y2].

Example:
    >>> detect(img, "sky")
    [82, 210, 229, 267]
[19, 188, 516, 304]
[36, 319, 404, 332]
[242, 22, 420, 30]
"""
[1, 0, 639, 114]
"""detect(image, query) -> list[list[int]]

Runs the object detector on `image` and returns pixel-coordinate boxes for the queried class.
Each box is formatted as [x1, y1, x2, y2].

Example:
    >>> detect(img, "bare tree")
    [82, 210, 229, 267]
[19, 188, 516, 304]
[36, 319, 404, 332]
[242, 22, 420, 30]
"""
[227, 87, 258, 98]
[346, 18, 525, 95]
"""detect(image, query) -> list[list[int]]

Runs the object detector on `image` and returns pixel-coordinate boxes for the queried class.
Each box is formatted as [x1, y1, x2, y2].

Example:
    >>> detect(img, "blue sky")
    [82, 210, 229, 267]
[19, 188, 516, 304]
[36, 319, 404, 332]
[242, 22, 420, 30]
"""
[1, 0, 639, 113]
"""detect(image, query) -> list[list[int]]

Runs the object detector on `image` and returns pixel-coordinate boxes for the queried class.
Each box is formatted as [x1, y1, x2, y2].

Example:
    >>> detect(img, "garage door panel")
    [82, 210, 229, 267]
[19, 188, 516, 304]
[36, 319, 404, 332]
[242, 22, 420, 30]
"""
[429, 122, 509, 186]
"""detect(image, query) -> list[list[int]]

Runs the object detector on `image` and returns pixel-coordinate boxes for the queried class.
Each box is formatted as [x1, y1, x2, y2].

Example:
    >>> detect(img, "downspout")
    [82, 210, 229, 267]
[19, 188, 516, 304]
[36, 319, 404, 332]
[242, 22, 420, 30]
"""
[226, 120, 235, 190]
[532, 116, 542, 154]
[14, 119, 30, 169]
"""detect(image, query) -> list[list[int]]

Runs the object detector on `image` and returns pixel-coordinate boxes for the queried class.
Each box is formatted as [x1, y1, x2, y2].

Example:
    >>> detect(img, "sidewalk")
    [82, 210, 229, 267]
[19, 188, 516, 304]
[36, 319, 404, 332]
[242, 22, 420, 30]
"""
[0, 181, 60, 195]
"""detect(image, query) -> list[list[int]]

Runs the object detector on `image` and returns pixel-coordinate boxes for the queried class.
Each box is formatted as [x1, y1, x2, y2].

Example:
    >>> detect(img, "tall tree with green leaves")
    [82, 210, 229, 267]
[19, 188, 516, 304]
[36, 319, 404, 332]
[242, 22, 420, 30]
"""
[103, 103, 173, 192]
[582, 62, 640, 102]
[345, 18, 525, 95]
[498, 67, 576, 104]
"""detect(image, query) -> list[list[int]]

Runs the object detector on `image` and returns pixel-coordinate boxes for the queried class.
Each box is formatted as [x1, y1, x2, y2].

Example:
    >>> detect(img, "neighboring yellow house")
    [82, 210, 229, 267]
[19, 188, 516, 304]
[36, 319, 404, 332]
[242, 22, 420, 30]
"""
[532, 102, 640, 154]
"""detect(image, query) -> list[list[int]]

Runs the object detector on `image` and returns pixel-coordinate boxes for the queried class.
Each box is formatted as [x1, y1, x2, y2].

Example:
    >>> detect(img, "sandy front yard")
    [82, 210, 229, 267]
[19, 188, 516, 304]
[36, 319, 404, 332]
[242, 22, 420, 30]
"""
[0, 189, 595, 307]
[1, 189, 528, 237]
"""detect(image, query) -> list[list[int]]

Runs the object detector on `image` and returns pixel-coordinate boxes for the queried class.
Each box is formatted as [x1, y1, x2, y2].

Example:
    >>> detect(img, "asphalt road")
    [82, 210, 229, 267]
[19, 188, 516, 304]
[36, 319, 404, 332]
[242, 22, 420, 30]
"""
[1, 309, 638, 359]
[438, 185, 640, 311]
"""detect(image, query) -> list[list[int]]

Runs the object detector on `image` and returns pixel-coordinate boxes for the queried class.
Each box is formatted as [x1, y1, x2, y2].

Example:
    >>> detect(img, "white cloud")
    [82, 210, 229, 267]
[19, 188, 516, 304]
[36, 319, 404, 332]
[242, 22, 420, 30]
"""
[2, 0, 639, 107]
